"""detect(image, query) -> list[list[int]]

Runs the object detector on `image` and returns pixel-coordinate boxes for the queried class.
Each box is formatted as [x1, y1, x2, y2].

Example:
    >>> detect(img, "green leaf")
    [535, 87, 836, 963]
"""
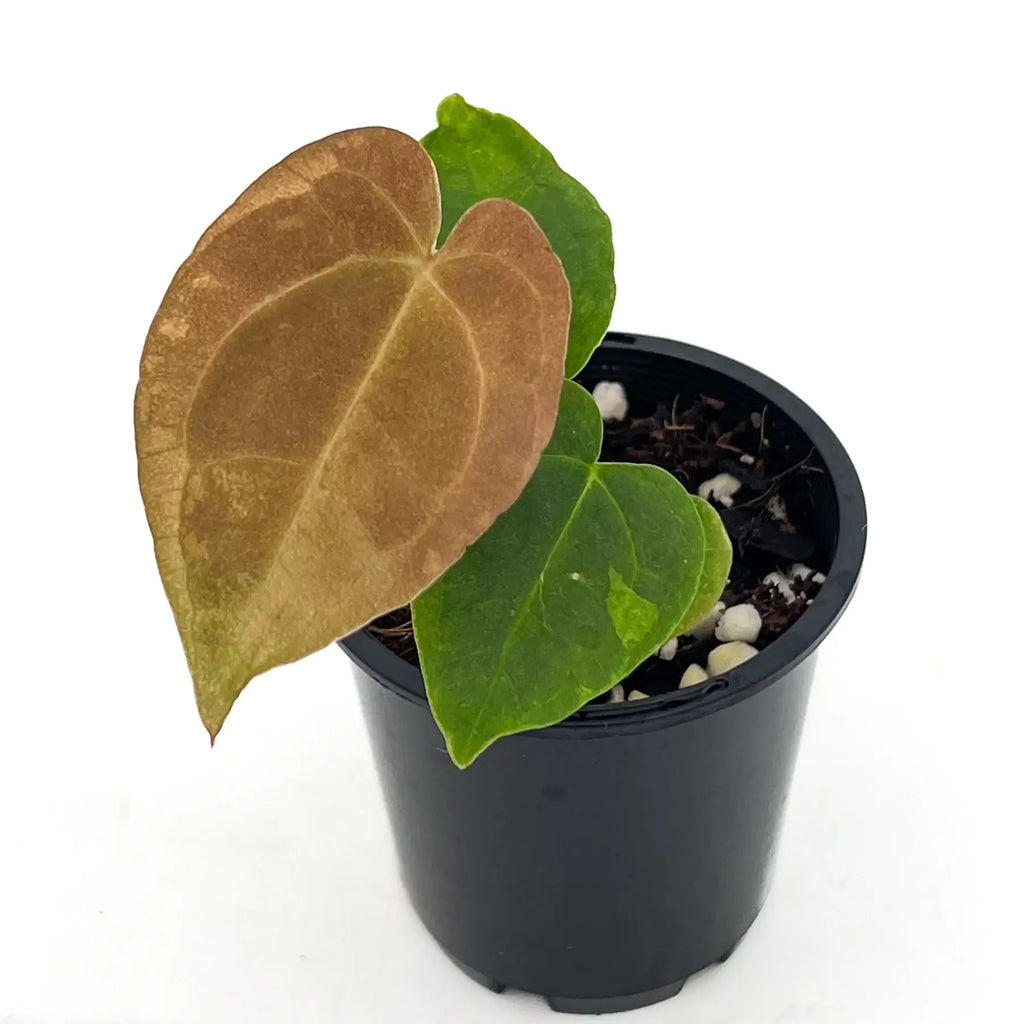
[412, 381, 716, 767]
[675, 496, 733, 635]
[544, 374, 602, 460]
[422, 94, 615, 379]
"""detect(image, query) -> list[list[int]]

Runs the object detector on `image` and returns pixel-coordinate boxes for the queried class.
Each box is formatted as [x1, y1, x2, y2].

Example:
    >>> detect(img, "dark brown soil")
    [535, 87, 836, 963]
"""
[367, 389, 827, 701]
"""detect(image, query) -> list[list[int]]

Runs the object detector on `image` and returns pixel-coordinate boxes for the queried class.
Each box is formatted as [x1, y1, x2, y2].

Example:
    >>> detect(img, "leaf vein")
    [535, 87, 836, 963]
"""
[485, 463, 596, 691]
[593, 474, 639, 580]
[335, 160, 429, 250]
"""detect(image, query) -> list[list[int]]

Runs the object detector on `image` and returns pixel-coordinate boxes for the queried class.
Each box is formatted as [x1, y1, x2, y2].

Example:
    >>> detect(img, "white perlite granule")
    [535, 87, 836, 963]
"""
[591, 381, 629, 422]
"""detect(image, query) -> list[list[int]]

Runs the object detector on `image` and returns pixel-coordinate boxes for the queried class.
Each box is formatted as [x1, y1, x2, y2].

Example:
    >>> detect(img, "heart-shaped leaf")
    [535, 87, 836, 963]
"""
[412, 381, 727, 767]
[135, 127, 570, 739]
[423, 94, 615, 379]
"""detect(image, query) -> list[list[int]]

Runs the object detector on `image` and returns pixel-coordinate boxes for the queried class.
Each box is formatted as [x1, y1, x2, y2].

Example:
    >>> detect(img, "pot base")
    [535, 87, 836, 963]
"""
[444, 926, 749, 1015]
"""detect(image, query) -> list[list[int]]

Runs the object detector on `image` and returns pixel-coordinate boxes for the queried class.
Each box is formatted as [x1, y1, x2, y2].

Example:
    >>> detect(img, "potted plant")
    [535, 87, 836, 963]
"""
[136, 95, 866, 1013]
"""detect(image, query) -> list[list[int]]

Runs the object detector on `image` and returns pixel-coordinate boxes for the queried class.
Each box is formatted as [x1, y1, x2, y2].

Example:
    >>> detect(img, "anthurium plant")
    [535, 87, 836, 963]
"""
[135, 95, 731, 767]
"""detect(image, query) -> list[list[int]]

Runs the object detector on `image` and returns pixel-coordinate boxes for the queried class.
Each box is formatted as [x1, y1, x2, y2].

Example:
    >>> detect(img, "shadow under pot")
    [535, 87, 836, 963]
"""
[339, 331, 867, 1014]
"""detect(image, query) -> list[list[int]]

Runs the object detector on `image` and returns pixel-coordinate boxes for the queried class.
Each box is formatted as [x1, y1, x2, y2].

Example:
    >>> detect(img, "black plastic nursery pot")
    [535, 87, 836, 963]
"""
[340, 332, 867, 1014]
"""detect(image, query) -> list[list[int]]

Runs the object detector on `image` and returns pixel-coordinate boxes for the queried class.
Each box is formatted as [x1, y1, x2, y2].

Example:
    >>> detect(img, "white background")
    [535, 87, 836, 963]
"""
[3, 2, 1022, 1022]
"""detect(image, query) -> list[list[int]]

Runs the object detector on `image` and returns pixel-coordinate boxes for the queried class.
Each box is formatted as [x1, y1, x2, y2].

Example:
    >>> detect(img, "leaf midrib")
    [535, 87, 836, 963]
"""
[463, 455, 594, 747]
[232, 270, 431, 616]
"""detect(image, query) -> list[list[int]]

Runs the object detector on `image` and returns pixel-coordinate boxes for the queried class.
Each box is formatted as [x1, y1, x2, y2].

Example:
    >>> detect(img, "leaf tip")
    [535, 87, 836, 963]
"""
[436, 93, 471, 127]
[202, 707, 225, 748]
[445, 732, 485, 769]
[191, 656, 242, 750]
[451, 750, 480, 770]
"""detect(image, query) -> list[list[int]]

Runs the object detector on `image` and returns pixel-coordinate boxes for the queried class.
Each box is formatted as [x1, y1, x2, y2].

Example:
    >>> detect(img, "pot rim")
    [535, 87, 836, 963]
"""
[339, 331, 867, 739]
